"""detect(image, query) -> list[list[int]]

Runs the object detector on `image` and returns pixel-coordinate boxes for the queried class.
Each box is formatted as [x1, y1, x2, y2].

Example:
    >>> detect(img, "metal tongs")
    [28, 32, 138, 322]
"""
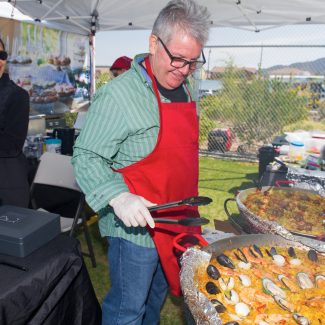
[148, 196, 212, 212]
[149, 196, 212, 226]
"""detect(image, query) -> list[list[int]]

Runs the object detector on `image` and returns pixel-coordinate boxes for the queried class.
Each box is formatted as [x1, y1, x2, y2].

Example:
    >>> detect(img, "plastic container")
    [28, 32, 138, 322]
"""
[45, 138, 61, 154]
[309, 134, 325, 155]
[288, 140, 305, 162]
[305, 154, 322, 170]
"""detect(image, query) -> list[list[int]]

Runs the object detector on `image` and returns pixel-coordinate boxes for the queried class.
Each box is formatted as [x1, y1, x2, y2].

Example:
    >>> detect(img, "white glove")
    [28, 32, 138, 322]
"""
[109, 192, 156, 228]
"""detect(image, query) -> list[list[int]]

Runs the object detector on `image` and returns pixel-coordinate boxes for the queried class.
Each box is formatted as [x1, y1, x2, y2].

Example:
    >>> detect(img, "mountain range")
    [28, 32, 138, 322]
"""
[264, 57, 325, 75]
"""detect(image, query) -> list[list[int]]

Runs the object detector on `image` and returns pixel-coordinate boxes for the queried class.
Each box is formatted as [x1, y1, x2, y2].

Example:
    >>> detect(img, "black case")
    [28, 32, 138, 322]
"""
[0, 205, 60, 257]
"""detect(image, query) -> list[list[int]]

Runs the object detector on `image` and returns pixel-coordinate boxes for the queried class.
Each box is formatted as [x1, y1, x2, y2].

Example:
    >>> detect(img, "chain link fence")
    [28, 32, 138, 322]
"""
[95, 25, 325, 160]
[198, 25, 325, 160]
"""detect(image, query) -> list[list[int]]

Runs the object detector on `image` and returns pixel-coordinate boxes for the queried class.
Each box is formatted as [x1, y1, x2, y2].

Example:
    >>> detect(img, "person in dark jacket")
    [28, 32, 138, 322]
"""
[0, 37, 30, 207]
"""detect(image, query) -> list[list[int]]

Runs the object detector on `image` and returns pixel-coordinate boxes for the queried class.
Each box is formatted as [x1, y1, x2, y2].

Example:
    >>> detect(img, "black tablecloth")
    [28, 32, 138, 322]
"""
[0, 234, 101, 325]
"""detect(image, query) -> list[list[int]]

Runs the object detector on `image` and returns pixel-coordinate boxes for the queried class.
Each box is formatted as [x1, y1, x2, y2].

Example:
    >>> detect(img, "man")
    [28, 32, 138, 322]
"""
[72, 0, 210, 323]
[110, 56, 132, 77]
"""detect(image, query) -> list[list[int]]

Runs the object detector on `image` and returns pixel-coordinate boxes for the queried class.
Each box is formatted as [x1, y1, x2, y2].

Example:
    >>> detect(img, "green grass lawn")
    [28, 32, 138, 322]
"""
[78, 156, 258, 324]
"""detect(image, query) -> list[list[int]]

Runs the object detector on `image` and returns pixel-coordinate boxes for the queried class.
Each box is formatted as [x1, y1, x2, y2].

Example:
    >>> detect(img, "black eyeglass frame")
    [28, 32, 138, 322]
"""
[0, 50, 8, 61]
[157, 36, 205, 70]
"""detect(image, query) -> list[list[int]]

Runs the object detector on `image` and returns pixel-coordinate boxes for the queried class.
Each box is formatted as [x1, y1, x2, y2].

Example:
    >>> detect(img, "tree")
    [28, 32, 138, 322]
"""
[200, 63, 307, 146]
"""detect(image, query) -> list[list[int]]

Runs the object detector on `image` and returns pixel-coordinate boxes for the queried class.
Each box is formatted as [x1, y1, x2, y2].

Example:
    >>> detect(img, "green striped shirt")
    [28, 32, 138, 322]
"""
[72, 53, 192, 248]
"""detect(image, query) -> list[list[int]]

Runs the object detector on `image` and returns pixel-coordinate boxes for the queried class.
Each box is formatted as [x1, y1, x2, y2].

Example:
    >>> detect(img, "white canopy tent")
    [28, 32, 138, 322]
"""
[1, 0, 325, 94]
[2, 0, 325, 35]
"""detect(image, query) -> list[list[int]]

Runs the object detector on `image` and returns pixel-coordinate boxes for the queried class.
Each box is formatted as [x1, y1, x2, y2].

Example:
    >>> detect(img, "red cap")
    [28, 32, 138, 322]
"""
[110, 56, 132, 70]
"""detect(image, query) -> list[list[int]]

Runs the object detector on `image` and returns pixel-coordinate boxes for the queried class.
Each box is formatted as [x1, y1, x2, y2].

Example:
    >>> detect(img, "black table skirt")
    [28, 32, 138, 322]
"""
[0, 234, 101, 325]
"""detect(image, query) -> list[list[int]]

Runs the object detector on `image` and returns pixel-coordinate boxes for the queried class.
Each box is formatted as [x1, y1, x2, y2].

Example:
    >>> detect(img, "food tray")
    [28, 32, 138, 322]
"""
[180, 234, 325, 324]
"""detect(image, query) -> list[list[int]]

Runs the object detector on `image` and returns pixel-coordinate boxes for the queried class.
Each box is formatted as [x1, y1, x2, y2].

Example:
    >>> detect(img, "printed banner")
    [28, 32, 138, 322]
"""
[0, 18, 90, 116]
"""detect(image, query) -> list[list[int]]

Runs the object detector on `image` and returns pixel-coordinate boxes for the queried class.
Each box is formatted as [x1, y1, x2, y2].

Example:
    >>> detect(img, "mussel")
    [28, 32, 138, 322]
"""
[273, 294, 294, 312]
[265, 247, 285, 266]
[278, 274, 299, 293]
[253, 244, 263, 257]
[249, 247, 258, 258]
[269, 247, 277, 256]
[307, 249, 318, 262]
[296, 272, 314, 289]
[262, 278, 286, 298]
[224, 322, 239, 325]
[234, 248, 248, 263]
[205, 281, 221, 294]
[238, 274, 251, 287]
[206, 264, 221, 280]
[216, 253, 235, 269]
[210, 299, 227, 313]
[288, 247, 301, 265]
[235, 302, 250, 317]
[224, 289, 240, 305]
[288, 246, 297, 258]
[272, 254, 286, 266]
[293, 313, 310, 325]
[289, 257, 302, 266]
[219, 277, 235, 291]
[237, 261, 251, 270]
[315, 274, 325, 288]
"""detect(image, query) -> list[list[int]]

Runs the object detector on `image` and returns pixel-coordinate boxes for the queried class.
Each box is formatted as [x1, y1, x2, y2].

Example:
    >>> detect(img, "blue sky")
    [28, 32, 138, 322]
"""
[95, 24, 325, 70]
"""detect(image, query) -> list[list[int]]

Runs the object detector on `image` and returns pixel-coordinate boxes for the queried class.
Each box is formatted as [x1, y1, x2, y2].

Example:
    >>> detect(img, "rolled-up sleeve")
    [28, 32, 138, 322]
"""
[72, 88, 129, 212]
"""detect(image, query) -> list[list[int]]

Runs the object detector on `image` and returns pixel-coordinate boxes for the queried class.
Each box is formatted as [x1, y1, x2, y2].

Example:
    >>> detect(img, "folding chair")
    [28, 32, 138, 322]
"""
[30, 152, 96, 267]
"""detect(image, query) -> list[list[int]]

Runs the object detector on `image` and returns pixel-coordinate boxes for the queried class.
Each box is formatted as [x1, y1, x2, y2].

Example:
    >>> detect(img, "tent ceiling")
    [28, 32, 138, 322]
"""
[1, 0, 325, 35]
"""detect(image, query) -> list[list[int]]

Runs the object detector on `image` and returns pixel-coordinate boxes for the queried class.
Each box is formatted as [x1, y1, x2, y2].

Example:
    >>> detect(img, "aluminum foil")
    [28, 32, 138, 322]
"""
[236, 191, 325, 253]
[179, 248, 222, 325]
[287, 166, 325, 196]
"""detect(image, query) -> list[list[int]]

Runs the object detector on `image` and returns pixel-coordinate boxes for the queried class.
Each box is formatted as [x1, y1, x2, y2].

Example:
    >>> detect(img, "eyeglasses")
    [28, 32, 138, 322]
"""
[157, 37, 205, 70]
[0, 51, 8, 61]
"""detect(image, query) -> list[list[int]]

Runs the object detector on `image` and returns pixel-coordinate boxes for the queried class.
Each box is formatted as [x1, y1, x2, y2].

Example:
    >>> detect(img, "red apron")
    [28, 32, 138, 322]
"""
[116, 56, 201, 296]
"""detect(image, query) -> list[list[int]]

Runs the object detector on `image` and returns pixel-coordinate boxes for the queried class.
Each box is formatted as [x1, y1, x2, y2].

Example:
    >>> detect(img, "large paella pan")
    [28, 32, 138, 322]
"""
[180, 234, 325, 325]
[224, 186, 325, 252]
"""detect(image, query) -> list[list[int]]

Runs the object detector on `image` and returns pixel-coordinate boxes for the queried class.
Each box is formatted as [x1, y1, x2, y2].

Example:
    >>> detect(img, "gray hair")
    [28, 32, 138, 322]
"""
[152, 0, 210, 46]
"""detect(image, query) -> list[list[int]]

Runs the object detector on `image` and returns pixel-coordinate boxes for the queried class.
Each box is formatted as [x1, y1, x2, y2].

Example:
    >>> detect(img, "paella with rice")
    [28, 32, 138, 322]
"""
[195, 244, 325, 324]
[242, 188, 325, 237]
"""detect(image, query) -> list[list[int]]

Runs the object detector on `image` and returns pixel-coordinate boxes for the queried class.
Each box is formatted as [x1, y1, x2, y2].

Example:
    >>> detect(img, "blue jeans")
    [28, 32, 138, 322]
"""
[102, 237, 169, 325]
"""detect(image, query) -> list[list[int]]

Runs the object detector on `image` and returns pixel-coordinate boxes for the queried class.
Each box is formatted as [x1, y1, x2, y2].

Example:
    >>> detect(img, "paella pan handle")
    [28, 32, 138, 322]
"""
[224, 198, 236, 219]
[224, 197, 251, 234]
[316, 234, 325, 242]
[173, 233, 208, 253]
[275, 180, 295, 187]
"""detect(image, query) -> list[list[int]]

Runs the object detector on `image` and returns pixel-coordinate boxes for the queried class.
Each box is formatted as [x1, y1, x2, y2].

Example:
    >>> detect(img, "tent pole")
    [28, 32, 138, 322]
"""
[90, 33, 96, 98]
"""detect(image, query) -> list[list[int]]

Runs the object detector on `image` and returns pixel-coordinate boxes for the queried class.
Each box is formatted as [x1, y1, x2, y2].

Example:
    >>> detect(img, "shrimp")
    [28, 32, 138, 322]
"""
[253, 267, 274, 280]
[268, 264, 288, 275]
[254, 313, 291, 324]
[239, 287, 273, 305]
[305, 296, 325, 309]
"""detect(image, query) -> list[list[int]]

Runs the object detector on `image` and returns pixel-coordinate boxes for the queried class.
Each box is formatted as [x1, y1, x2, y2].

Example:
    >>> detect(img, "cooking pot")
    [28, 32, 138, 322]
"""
[224, 186, 325, 252]
[179, 233, 324, 325]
